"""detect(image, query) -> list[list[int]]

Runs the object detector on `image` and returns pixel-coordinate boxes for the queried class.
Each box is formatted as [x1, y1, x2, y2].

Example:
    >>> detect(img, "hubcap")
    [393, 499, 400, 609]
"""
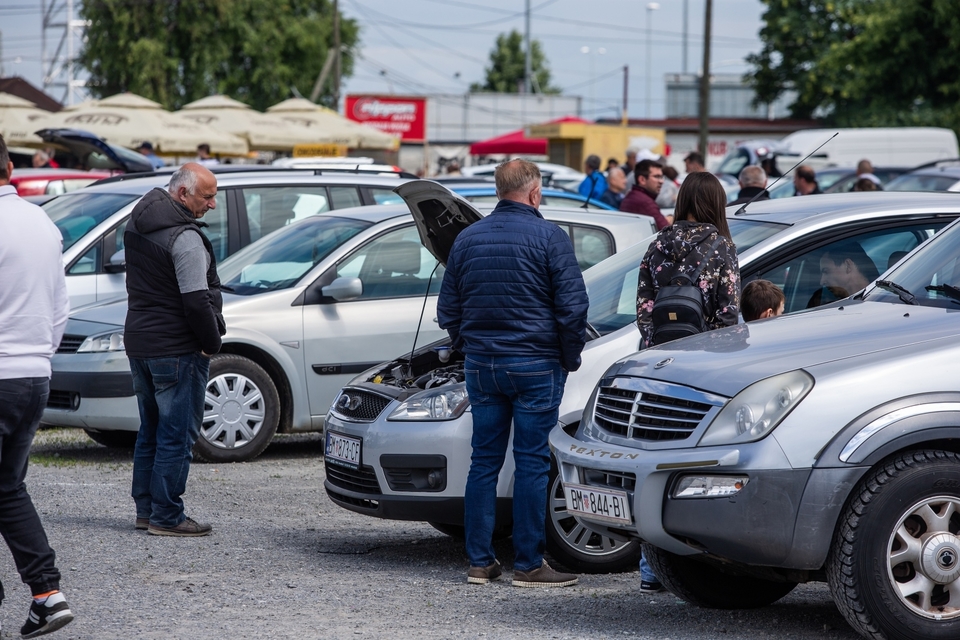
[887, 496, 960, 619]
[549, 474, 634, 559]
[201, 373, 266, 450]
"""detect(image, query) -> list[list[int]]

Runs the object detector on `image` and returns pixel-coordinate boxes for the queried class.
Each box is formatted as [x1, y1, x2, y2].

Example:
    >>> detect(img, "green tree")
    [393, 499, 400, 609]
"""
[79, 0, 359, 111]
[471, 30, 559, 94]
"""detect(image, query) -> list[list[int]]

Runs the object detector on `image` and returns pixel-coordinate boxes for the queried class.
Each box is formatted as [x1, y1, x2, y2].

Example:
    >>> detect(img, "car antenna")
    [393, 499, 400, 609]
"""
[405, 262, 443, 378]
[733, 132, 839, 216]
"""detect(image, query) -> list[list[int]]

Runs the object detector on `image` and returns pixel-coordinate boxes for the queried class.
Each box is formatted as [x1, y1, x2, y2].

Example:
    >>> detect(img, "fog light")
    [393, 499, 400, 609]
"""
[673, 475, 749, 499]
[427, 469, 445, 489]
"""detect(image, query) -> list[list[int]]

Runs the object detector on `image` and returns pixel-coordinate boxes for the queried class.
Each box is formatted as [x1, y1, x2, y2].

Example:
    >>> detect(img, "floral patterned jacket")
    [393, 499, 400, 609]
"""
[636, 220, 740, 349]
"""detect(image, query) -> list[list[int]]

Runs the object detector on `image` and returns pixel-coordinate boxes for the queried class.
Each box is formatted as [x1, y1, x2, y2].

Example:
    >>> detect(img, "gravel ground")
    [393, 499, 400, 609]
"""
[0, 428, 862, 640]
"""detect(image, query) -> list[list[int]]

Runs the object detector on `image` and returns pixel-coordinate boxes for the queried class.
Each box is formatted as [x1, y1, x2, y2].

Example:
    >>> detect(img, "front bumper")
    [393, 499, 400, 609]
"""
[42, 351, 139, 431]
[550, 427, 860, 569]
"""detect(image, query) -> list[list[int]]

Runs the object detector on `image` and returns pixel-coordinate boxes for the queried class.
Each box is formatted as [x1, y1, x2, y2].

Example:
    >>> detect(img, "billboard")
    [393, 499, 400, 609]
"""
[346, 95, 426, 142]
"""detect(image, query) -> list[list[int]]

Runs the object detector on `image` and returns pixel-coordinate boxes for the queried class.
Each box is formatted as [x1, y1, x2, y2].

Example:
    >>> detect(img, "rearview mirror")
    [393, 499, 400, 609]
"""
[104, 249, 126, 274]
[321, 277, 362, 301]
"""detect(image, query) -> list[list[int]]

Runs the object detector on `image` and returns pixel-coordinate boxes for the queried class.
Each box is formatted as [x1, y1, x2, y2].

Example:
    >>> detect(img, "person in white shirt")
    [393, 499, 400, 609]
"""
[195, 143, 219, 167]
[0, 134, 74, 637]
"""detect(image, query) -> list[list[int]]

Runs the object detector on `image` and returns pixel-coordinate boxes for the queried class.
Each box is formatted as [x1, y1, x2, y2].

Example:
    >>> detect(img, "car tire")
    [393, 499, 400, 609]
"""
[193, 354, 280, 464]
[83, 428, 137, 449]
[643, 543, 797, 608]
[826, 450, 960, 640]
[545, 462, 642, 574]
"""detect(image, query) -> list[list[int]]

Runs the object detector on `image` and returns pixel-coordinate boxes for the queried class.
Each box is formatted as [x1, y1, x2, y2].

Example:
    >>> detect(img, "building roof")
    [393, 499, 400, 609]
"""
[0, 77, 63, 112]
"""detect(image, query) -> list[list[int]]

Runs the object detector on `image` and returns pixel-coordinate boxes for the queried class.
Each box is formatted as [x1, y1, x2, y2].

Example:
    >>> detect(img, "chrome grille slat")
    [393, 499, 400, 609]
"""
[593, 381, 716, 442]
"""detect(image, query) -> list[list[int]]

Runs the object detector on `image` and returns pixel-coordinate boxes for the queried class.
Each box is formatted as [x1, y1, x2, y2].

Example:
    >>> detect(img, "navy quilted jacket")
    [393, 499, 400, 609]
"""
[437, 199, 589, 371]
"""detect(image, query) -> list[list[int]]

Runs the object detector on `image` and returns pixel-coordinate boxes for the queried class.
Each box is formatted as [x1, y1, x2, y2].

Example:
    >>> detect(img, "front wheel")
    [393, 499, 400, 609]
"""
[193, 354, 280, 463]
[643, 543, 797, 609]
[827, 450, 960, 640]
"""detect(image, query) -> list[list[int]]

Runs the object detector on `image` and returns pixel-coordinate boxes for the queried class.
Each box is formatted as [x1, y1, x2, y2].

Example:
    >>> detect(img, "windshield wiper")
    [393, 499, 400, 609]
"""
[875, 279, 918, 305]
[925, 283, 960, 303]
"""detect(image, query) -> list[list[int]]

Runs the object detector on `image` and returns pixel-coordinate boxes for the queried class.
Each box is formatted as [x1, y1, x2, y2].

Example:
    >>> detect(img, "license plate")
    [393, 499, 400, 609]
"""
[564, 483, 632, 525]
[324, 431, 361, 469]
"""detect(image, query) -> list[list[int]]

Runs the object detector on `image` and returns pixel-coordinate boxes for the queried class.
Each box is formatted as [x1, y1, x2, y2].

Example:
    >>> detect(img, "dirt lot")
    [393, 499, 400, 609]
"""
[0, 428, 862, 639]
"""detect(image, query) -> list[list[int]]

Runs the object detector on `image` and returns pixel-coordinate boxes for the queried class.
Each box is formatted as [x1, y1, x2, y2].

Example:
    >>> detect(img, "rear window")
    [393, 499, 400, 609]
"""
[43, 192, 139, 251]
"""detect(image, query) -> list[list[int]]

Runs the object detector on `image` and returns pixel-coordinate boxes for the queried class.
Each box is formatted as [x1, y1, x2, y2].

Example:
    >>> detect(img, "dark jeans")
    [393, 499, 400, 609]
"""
[463, 355, 567, 572]
[0, 377, 61, 601]
[130, 353, 209, 528]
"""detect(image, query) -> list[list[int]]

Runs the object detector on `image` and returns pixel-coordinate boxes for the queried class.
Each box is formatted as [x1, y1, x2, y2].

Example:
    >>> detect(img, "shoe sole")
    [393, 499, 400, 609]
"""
[135, 521, 148, 530]
[22, 611, 74, 639]
[512, 578, 578, 588]
[147, 527, 212, 537]
[466, 575, 501, 585]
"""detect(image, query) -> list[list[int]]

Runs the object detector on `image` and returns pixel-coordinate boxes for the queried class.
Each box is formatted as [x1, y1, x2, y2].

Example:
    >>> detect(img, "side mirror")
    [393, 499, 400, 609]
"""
[321, 277, 362, 301]
[104, 249, 126, 274]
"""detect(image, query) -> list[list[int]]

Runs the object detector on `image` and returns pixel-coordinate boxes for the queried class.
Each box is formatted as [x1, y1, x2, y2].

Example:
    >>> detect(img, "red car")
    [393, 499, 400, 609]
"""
[10, 168, 112, 197]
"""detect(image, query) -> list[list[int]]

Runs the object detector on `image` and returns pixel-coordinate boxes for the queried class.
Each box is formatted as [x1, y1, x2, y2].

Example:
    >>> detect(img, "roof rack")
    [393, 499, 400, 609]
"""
[92, 165, 418, 186]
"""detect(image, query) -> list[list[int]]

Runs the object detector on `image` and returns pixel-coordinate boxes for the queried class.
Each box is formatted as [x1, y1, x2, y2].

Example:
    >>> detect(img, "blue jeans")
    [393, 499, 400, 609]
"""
[130, 353, 209, 528]
[463, 354, 567, 572]
[0, 377, 61, 600]
[640, 553, 658, 583]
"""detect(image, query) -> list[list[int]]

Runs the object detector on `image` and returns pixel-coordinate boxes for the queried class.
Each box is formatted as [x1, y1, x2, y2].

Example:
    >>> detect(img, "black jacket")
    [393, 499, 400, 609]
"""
[124, 188, 224, 358]
[729, 186, 770, 206]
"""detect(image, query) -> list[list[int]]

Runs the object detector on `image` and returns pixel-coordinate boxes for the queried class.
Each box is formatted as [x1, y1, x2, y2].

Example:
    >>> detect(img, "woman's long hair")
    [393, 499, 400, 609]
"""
[675, 172, 732, 240]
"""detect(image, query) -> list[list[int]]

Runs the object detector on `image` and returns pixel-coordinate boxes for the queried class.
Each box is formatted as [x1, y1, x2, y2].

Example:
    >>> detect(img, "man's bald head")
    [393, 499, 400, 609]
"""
[495, 159, 542, 208]
[169, 162, 218, 218]
[739, 165, 767, 189]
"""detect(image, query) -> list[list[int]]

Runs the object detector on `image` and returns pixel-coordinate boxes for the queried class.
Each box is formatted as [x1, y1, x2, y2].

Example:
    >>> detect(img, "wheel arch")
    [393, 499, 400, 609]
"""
[218, 342, 294, 434]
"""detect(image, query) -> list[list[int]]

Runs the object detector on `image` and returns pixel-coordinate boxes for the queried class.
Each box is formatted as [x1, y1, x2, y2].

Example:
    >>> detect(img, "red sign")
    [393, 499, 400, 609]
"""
[345, 95, 426, 142]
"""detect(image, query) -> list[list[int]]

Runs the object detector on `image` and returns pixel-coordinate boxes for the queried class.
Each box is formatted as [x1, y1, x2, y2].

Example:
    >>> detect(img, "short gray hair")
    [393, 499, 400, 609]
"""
[739, 165, 767, 188]
[168, 165, 200, 195]
[494, 159, 541, 197]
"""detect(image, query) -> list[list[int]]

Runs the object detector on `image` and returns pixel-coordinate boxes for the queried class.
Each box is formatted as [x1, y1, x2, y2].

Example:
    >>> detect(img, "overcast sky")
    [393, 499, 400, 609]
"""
[0, 0, 766, 119]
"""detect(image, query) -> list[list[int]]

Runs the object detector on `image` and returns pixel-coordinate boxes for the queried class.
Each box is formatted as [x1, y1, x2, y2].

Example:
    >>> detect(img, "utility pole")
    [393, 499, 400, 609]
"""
[645, 3, 659, 119]
[333, 0, 341, 112]
[682, 0, 689, 74]
[524, 0, 532, 94]
[622, 65, 629, 126]
[698, 0, 713, 158]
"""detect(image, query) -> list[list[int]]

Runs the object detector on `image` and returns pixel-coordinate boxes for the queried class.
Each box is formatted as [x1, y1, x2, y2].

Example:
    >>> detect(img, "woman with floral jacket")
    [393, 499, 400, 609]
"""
[636, 172, 740, 349]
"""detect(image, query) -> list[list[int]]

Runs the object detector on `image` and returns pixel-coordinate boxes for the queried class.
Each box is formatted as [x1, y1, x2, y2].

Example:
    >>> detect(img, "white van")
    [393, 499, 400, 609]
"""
[717, 127, 959, 177]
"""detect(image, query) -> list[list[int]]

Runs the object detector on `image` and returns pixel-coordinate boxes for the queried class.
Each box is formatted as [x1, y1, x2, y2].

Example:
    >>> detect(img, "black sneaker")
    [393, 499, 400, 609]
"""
[512, 561, 578, 588]
[21, 592, 74, 638]
[467, 560, 502, 584]
[640, 580, 665, 593]
[147, 517, 212, 537]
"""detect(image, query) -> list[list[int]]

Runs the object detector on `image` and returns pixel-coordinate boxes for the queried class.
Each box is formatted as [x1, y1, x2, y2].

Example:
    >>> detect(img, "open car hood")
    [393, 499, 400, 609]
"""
[35, 128, 154, 174]
[394, 180, 483, 266]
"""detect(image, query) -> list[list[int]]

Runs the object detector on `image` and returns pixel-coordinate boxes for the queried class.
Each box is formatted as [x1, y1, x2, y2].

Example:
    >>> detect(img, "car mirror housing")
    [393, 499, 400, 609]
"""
[321, 277, 363, 302]
[104, 249, 126, 274]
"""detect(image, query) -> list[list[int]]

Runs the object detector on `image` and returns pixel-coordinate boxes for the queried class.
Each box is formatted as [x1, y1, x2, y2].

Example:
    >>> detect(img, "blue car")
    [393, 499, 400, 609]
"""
[452, 185, 617, 210]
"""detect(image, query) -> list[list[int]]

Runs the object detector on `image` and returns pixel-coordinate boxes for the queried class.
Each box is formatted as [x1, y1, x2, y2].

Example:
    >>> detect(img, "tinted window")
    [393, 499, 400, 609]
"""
[886, 174, 960, 192]
[727, 218, 790, 252]
[202, 191, 229, 261]
[43, 193, 139, 251]
[218, 216, 371, 295]
[866, 219, 960, 308]
[329, 186, 362, 209]
[369, 188, 405, 205]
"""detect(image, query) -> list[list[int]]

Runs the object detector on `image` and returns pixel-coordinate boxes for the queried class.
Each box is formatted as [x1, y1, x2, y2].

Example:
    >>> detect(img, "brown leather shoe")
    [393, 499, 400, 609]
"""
[512, 561, 578, 588]
[147, 517, 212, 537]
[467, 560, 502, 584]
[135, 517, 149, 530]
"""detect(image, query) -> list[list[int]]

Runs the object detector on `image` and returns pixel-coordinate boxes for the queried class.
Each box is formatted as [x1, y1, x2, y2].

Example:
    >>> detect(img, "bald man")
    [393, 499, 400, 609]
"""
[125, 163, 225, 537]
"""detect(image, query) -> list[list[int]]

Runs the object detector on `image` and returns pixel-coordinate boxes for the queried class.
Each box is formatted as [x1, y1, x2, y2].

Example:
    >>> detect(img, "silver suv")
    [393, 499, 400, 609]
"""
[551, 205, 960, 638]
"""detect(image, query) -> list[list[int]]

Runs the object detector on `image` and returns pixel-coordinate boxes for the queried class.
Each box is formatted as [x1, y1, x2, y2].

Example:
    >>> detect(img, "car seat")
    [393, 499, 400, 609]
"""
[359, 241, 425, 298]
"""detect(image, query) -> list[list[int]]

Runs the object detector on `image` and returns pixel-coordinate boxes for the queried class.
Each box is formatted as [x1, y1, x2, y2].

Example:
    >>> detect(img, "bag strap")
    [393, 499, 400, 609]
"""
[688, 235, 724, 282]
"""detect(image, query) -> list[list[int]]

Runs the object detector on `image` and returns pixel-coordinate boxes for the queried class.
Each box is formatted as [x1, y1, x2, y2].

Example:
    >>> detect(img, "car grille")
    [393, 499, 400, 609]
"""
[330, 388, 393, 422]
[594, 384, 715, 442]
[57, 334, 86, 354]
[325, 463, 382, 495]
[46, 390, 77, 411]
[581, 467, 637, 492]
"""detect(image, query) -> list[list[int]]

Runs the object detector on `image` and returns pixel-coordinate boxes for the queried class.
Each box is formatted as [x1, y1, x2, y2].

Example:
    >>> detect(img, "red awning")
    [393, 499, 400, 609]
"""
[469, 116, 589, 156]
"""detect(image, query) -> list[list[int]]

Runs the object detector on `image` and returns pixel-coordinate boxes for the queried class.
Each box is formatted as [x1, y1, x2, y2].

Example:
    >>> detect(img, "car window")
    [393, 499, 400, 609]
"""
[463, 195, 499, 204]
[868, 218, 960, 308]
[886, 174, 960, 192]
[716, 149, 750, 177]
[43, 193, 139, 252]
[368, 188, 405, 205]
[218, 215, 371, 295]
[329, 186, 362, 209]
[336, 225, 444, 300]
[201, 191, 229, 261]
[571, 225, 614, 270]
[243, 186, 330, 243]
[753, 222, 948, 313]
[67, 242, 100, 275]
[539, 196, 589, 210]
[727, 218, 790, 252]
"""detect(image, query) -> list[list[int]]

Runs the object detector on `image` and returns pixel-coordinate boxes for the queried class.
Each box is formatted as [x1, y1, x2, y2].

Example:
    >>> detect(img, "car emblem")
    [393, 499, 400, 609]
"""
[939, 549, 957, 569]
[336, 394, 362, 411]
[654, 358, 674, 369]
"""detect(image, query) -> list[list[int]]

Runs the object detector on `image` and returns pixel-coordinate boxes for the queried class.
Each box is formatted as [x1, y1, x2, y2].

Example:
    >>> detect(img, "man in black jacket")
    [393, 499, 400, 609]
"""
[125, 163, 225, 537]
[439, 159, 588, 588]
[729, 165, 771, 206]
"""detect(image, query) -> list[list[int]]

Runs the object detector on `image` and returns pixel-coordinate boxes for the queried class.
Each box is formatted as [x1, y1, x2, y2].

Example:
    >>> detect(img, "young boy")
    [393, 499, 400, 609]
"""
[741, 279, 785, 322]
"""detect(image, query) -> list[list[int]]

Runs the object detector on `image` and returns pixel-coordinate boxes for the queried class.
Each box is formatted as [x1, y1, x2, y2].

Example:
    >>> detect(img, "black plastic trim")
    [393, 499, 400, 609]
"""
[49, 371, 134, 398]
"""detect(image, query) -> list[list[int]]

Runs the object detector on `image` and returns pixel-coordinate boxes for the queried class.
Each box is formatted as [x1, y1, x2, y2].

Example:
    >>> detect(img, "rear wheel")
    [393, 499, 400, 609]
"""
[83, 428, 137, 449]
[643, 543, 797, 609]
[193, 354, 280, 463]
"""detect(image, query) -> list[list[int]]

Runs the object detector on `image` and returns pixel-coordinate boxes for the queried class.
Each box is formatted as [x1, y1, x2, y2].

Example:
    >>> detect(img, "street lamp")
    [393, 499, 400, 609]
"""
[581, 46, 607, 118]
[646, 2, 660, 119]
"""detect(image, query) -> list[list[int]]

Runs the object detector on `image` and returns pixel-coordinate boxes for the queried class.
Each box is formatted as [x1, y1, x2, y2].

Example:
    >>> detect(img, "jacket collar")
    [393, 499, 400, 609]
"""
[492, 199, 544, 219]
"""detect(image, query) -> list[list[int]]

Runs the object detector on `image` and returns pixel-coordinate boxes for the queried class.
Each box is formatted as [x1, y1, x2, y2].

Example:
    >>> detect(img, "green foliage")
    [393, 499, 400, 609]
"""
[470, 30, 559, 94]
[79, 0, 359, 111]
[746, 0, 960, 132]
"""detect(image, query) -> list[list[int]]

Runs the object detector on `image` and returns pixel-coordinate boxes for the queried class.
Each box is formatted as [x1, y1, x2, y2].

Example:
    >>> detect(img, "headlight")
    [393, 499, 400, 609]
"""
[76, 330, 125, 353]
[387, 384, 470, 421]
[698, 370, 813, 446]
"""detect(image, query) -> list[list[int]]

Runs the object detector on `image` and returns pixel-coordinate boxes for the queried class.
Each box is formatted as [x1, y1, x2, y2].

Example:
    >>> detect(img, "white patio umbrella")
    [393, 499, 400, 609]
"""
[0, 93, 54, 147]
[178, 95, 332, 152]
[36, 92, 248, 155]
[267, 98, 399, 150]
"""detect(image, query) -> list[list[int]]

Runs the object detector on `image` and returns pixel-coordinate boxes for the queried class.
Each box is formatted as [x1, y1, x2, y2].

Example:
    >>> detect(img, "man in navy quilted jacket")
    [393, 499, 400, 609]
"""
[438, 159, 589, 588]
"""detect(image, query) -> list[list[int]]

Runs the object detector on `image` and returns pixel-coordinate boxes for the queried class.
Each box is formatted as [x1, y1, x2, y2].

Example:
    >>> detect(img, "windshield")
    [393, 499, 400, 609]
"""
[584, 218, 789, 334]
[716, 149, 750, 176]
[43, 192, 140, 251]
[217, 215, 372, 295]
[864, 219, 960, 309]
[886, 173, 960, 192]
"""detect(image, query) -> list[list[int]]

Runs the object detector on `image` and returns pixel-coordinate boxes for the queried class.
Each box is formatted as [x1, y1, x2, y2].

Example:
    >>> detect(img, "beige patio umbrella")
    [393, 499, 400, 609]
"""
[0, 93, 54, 147]
[36, 92, 248, 155]
[267, 98, 400, 150]
[178, 95, 332, 152]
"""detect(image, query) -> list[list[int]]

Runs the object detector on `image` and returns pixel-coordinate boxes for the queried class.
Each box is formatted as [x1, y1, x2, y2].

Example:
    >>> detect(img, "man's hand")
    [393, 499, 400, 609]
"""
[201, 351, 212, 358]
